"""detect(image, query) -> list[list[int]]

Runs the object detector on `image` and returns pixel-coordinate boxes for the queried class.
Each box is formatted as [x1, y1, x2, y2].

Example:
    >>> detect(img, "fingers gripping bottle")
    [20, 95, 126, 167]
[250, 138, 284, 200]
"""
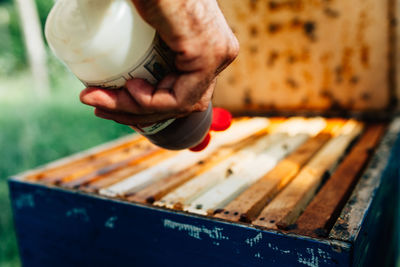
[45, 0, 225, 150]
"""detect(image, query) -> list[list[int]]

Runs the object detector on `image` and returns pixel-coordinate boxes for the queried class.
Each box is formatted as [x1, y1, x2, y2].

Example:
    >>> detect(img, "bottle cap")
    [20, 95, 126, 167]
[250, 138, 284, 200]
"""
[189, 108, 232, 152]
[210, 107, 232, 131]
[189, 132, 211, 152]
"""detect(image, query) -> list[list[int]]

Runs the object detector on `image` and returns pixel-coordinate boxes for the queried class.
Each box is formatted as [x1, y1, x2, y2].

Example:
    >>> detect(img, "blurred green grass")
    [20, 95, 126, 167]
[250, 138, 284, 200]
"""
[0, 0, 136, 264]
[0, 69, 133, 266]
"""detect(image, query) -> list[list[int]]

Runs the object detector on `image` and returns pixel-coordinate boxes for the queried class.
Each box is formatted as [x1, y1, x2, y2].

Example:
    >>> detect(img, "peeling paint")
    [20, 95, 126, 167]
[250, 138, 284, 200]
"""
[267, 242, 292, 255]
[245, 232, 263, 247]
[163, 219, 229, 241]
[105, 216, 118, 229]
[254, 252, 263, 259]
[267, 242, 280, 251]
[317, 248, 332, 262]
[297, 248, 319, 267]
[15, 194, 35, 209]
[66, 208, 90, 222]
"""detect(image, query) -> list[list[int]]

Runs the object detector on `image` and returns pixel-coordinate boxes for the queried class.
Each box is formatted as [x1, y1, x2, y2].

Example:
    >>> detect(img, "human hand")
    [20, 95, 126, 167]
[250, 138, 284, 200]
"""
[80, 0, 239, 125]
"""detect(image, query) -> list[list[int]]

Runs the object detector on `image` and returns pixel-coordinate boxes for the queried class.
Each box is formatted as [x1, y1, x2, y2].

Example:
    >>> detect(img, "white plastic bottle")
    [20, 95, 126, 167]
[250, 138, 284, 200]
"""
[45, 0, 212, 150]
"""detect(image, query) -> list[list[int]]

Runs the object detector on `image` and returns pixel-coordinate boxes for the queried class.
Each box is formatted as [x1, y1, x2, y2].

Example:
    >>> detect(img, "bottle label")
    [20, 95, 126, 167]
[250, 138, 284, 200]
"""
[132, 118, 175, 135]
[82, 34, 176, 135]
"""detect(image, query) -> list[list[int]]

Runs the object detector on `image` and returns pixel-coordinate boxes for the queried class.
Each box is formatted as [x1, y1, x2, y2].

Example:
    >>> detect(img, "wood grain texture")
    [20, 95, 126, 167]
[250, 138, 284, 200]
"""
[61, 147, 164, 189]
[293, 124, 386, 237]
[155, 133, 287, 210]
[79, 150, 176, 193]
[214, 132, 331, 222]
[99, 118, 273, 198]
[183, 118, 327, 215]
[25, 135, 145, 181]
[153, 118, 310, 210]
[215, 0, 390, 112]
[38, 138, 155, 185]
[57, 145, 160, 184]
[252, 120, 363, 229]
[186, 133, 308, 215]
[127, 133, 262, 204]
[330, 117, 400, 242]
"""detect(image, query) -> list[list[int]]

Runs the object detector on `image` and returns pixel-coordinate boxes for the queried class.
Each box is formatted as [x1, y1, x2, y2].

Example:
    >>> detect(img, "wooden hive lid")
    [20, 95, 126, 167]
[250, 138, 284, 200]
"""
[214, 0, 398, 115]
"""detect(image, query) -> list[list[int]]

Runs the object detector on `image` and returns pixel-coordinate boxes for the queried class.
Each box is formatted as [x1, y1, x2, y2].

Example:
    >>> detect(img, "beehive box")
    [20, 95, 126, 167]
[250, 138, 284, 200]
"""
[9, 0, 400, 266]
[9, 117, 400, 266]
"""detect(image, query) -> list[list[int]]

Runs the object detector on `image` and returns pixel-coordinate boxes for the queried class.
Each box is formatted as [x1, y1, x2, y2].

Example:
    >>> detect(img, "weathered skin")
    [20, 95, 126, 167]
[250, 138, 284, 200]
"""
[80, 0, 239, 124]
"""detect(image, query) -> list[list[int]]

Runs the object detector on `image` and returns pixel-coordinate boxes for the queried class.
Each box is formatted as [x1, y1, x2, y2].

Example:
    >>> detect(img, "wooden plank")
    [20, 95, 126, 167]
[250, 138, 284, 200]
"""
[252, 120, 363, 229]
[185, 133, 309, 215]
[79, 150, 176, 193]
[215, 0, 390, 111]
[127, 132, 262, 204]
[293, 124, 386, 237]
[99, 118, 272, 197]
[61, 147, 165, 189]
[155, 118, 325, 210]
[133, 118, 324, 205]
[40, 144, 158, 185]
[187, 118, 330, 216]
[33, 136, 150, 184]
[330, 117, 400, 242]
[51, 145, 161, 185]
[215, 132, 332, 222]
[24, 134, 144, 181]
[155, 133, 287, 210]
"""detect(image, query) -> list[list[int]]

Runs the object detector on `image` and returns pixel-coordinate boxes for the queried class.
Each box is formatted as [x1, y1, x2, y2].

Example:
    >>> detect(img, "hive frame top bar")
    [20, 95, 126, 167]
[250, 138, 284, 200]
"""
[12, 133, 141, 181]
[330, 117, 400, 242]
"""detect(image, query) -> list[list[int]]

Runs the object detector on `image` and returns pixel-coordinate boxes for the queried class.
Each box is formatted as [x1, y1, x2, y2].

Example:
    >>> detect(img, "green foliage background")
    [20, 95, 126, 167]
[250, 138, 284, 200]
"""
[0, 0, 132, 266]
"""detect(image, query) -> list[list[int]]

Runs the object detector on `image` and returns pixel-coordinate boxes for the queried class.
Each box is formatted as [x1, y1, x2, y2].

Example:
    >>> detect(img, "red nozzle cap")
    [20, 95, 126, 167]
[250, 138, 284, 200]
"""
[189, 108, 232, 152]
[210, 107, 232, 131]
[190, 132, 211, 152]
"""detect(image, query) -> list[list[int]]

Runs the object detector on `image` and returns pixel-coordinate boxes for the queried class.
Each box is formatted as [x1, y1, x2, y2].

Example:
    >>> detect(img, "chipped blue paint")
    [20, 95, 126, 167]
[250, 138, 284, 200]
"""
[297, 248, 319, 267]
[15, 193, 35, 209]
[245, 232, 263, 247]
[254, 252, 263, 259]
[9, 181, 351, 267]
[104, 216, 118, 229]
[163, 219, 229, 241]
[65, 208, 90, 222]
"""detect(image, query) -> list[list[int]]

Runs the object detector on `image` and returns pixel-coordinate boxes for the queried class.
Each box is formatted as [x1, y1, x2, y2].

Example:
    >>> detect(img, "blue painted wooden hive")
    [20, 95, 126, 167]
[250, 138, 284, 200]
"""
[8, 117, 400, 267]
[9, 0, 400, 266]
